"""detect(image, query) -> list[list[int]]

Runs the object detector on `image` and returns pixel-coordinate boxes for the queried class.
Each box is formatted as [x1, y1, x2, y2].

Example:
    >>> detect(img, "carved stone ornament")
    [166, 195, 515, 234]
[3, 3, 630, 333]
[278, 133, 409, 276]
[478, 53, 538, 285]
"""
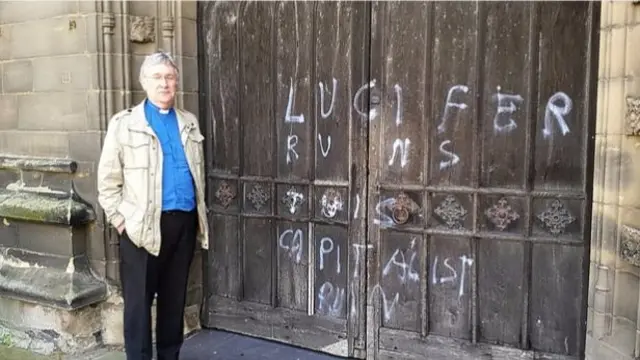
[247, 184, 269, 211]
[320, 189, 344, 219]
[130, 16, 155, 44]
[215, 181, 236, 209]
[621, 225, 640, 267]
[434, 195, 467, 229]
[282, 187, 305, 215]
[626, 96, 640, 136]
[485, 198, 520, 231]
[536, 199, 575, 235]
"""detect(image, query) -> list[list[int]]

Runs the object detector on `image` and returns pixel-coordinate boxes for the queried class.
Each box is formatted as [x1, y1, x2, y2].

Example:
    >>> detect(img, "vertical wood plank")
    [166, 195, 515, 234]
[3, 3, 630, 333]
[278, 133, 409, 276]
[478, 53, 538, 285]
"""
[275, 1, 315, 179]
[428, 236, 473, 340]
[314, 225, 348, 319]
[376, 2, 429, 185]
[477, 239, 524, 347]
[243, 218, 273, 305]
[276, 221, 309, 311]
[479, 2, 532, 189]
[367, 2, 384, 357]
[379, 232, 422, 332]
[240, 2, 274, 177]
[314, 2, 352, 182]
[533, 3, 590, 192]
[346, 3, 372, 353]
[530, 244, 584, 355]
[202, 2, 241, 174]
[210, 214, 240, 299]
[428, 2, 478, 187]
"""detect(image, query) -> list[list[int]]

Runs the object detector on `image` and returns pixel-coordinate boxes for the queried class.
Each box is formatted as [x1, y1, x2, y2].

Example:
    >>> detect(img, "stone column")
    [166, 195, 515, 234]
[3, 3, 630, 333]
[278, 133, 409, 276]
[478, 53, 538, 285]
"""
[587, 2, 640, 359]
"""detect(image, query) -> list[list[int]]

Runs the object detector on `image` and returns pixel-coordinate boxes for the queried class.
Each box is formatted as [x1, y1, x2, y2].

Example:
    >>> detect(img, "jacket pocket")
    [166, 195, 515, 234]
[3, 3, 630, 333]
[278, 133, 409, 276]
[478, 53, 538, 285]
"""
[122, 136, 150, 169]
[187, 132, 204, 162]
[117, 200, 145, 244]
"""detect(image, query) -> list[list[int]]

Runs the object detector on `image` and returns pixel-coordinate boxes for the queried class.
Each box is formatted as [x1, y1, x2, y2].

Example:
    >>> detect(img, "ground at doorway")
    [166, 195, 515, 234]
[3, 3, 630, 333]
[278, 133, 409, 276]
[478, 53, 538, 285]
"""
[0, 330, 348, 360]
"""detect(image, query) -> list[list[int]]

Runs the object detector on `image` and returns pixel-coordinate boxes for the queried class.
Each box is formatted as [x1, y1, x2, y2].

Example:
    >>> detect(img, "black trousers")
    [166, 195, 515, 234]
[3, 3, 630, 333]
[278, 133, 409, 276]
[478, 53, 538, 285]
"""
[119, 210, 197, 360]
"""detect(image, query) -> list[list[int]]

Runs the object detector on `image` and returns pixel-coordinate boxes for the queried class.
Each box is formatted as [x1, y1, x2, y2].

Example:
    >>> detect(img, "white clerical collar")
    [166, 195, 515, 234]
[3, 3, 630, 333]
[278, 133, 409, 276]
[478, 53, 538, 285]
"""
[146, 99, 173, 115]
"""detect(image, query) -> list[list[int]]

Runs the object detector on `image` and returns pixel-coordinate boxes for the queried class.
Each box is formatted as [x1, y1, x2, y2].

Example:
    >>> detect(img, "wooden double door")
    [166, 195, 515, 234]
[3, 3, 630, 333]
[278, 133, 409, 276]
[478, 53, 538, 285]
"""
[198, 2, 599, 359]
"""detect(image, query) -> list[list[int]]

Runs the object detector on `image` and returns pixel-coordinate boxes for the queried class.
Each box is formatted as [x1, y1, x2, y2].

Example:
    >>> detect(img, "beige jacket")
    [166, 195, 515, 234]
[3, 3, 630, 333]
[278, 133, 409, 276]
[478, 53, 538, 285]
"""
[97, 101, 209, 256]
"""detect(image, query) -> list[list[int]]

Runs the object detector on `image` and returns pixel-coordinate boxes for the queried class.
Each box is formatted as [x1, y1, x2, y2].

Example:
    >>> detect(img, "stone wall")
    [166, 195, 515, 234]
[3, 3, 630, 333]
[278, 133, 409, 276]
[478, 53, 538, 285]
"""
[11, 1, 640, 359]
[0, 0, 202, 355]
[586, 1, 640, 359]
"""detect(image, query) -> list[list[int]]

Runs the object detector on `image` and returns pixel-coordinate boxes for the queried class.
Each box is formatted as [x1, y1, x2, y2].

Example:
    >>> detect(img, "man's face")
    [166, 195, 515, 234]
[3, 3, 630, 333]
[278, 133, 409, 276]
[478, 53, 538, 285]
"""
[141, 63, 178, 108]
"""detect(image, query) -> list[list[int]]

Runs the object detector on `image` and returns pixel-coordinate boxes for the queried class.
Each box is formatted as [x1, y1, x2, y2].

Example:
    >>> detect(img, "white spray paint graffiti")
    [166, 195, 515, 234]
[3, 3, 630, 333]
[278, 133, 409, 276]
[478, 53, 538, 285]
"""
[317, 134, 331, 158]
[285, 189, 304, 214]
[394, 84, 403, 126]
[319, 78, 337, 119]
[382, 238, 419, 284]
[351, 244, 373, 279]
[543, 91, 572, 138]
[438, 140, 460, 171]
[373, 197, 397, 228]
[278, 229, 304, 264]
[350, 244, 372, 318]
[320, 191, 343, 218]
[286, 135, 299, 164]
[317, 236, 345, 318]
[285, 77, 305, 124]
[371, 284, 400, 322]
[437, 85, 469, 134]
[282, 77, 573, 173]
[353, 79, 378, 121]
[432, 255, 474, 299]
[493, 87, 523, 134]
[317, 281, 345, 317]
[353, 194, 360, 220]
[319, 237, 341, 274]
[389, 138, 411, 168]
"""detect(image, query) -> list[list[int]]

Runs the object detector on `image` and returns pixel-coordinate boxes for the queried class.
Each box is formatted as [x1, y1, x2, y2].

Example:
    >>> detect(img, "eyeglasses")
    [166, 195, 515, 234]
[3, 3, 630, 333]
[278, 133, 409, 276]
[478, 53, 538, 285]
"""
[147, 74, 177, 82]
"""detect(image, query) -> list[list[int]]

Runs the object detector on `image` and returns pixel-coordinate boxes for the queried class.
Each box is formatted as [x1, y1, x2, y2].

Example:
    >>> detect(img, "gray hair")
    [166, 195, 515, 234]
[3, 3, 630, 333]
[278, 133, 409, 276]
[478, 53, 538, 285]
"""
[138, 51, 179, 83]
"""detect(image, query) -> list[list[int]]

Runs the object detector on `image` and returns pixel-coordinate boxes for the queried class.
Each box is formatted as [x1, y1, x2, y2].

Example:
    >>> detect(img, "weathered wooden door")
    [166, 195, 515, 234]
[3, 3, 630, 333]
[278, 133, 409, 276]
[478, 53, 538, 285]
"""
[198, 1, 371, 358]
[200, 1, 599, 359]
[366, 2, 598, 360]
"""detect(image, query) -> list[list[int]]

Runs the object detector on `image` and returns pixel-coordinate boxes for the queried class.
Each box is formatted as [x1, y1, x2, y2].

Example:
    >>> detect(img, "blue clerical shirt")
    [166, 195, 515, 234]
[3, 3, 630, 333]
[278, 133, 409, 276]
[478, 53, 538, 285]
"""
[144, 99, 196, 212]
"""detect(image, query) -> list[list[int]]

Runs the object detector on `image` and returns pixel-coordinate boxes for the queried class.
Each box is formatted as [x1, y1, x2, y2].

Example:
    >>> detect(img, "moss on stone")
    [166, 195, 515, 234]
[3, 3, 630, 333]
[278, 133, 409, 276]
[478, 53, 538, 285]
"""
[0, 344, 63, 360]
[0, 191, 94, 226]
[0, 262, 107, 310]
[0, 156, 77, 174]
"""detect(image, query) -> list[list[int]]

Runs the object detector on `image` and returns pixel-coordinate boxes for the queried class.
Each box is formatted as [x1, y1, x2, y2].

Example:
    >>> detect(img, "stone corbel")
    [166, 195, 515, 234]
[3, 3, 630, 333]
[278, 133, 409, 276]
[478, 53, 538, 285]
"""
[0, 157, 95, 225]
[0, 155, 105, 310]
[625, 96, 640, 136]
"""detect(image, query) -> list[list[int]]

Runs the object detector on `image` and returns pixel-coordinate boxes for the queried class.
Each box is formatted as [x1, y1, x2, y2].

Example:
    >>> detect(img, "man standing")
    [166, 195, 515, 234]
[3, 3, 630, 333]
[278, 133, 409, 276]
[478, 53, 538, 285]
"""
[97, 51, 209, 360]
